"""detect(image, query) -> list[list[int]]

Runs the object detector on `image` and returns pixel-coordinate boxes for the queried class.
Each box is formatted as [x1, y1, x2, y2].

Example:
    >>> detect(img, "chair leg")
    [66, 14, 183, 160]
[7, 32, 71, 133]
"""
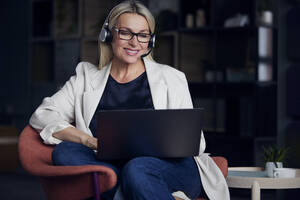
[93, 172, 101, 200]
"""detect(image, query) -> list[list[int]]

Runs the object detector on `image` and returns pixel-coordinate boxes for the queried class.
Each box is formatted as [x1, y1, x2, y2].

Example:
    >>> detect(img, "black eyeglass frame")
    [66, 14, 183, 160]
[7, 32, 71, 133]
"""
[113, 27, 152, 43]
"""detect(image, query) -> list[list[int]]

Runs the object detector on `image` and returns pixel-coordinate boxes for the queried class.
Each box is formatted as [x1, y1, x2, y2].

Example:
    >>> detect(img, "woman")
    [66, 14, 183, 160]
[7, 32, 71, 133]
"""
[29, 1, 229, 200]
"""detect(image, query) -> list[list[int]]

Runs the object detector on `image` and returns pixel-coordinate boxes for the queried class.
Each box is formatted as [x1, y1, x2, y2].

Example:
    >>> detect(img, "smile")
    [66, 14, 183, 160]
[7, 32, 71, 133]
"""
[124, 48, 139, 56]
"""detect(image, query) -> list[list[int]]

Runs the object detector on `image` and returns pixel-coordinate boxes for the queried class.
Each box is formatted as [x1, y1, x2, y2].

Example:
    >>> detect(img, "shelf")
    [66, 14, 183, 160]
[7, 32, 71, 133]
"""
[31, 37, 54, 43]
[255, 81, 277, 87]
[166, 25, 277, 35]
[216, 25, 277, 32]
[32, 0, 51, 2]
[189, 82, 253, 98]
[189, 81, 276, 98]
[55, 35, 81, 40]
[178, 27, 215, 33]
[257, 23, 278, 30]
[204, 131, 255, 139]
[82, 36, 99, 42]
[159, 31, 178, 36]
[189, 81, 276, 88]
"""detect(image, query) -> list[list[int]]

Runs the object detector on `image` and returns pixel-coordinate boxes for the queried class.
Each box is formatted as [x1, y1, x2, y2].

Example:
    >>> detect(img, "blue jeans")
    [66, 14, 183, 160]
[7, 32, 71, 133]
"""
[52, 141, 203, 200]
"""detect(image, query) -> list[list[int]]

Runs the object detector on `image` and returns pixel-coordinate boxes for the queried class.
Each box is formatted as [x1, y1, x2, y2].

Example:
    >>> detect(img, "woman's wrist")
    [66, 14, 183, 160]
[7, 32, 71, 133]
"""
[81, 134, 97, 150]
[53, 127, 97, 149]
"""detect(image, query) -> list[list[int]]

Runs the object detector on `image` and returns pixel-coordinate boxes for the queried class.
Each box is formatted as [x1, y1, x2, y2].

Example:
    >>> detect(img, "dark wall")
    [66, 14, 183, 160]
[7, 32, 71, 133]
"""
[0, 0, 30, 130]
[277, 0, 300, 197]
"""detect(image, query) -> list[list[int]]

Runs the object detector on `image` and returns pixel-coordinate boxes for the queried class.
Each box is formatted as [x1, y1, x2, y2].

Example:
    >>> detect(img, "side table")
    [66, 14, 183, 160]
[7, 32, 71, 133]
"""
[226, 167, 300, 200]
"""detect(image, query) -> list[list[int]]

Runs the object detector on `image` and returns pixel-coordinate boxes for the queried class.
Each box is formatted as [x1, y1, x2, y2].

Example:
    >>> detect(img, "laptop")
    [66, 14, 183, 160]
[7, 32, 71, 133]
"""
[96, 108, 203, 160]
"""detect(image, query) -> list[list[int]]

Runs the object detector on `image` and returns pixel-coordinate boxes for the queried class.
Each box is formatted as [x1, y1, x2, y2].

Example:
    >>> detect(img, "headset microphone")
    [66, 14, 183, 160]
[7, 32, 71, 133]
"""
[142, 34, 155, 57]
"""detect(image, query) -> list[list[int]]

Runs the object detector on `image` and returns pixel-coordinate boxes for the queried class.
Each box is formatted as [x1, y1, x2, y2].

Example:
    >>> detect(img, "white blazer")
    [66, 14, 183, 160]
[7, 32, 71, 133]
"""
[29, 58, 230, 200]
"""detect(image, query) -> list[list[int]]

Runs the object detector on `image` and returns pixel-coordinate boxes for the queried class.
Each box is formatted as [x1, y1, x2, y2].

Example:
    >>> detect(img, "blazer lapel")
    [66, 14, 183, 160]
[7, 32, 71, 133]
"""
[83, 62, 112, 128]
[144, 58, 168, 109]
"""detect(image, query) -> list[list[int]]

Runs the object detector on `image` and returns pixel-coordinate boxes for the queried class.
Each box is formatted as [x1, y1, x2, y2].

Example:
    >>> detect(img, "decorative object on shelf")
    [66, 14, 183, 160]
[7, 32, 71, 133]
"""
[185, 13, 194, 28]
[258, 63, 272, 81]
[224, 14, 249, 27]
[263, 145, 290, 177]
[257, 0, 273, 25]
[205, 70, 214, 82]
[258, 27, 273, 57]
[260, 10, 273, 25]
[258, 26, 273, 81]
[204, 70, 223, 82]
[196, 9, 206, 27]
[226, 67, 255, 82]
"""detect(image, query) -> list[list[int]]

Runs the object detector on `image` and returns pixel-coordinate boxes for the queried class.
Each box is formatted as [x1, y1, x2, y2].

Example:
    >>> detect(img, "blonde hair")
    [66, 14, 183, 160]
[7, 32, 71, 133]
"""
[98, 1, 155, 69]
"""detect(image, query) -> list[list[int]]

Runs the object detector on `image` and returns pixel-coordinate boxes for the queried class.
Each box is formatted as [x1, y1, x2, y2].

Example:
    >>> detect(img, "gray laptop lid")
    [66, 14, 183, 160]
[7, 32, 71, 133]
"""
[96, 108, 203, 160]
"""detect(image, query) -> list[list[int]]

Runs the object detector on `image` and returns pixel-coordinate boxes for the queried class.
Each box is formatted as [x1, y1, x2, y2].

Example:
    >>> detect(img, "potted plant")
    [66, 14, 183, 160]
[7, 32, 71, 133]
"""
[263, 145, 289, 177]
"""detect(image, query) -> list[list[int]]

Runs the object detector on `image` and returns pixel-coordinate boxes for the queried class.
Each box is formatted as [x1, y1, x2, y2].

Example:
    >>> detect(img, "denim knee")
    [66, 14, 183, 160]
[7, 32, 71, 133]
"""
[121, 157, 160, 194]
[52, 141, 93, 166]
[52, 141, 70, 165]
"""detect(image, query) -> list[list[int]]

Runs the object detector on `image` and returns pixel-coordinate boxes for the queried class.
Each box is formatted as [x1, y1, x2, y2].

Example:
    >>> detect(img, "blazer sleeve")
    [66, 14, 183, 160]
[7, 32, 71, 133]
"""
[29, 63, 83, 145]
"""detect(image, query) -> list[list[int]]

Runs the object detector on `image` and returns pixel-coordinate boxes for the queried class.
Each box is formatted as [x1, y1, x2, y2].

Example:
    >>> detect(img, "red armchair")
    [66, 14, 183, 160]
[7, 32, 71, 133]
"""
[18, 125, 117, 200]
[18, 125, 227, 200]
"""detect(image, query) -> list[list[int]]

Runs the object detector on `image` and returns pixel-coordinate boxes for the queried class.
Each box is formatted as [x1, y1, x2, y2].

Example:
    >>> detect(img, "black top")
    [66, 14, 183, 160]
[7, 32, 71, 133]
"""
[89, 72, 154, 137]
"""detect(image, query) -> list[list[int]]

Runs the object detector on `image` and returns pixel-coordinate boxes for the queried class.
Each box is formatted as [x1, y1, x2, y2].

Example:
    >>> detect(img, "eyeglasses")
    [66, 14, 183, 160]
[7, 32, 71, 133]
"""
[113, 28, 152, 43]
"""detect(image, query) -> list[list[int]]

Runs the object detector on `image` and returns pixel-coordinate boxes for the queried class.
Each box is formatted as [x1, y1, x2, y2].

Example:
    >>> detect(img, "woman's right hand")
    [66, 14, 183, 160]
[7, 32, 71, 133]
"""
[82, 135, 98, 150]
[53, 127, 98, 150]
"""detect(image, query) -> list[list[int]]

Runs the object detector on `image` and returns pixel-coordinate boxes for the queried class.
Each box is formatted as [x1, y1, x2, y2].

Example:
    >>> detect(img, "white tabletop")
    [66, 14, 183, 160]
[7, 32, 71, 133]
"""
[226, 167, 300, 189]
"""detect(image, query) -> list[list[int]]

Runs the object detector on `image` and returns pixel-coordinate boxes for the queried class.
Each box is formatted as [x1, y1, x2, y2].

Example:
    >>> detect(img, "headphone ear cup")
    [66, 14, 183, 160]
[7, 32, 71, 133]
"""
[105, 28, 113, 43]
[148, 34, 156, 48]
[99, 27, 113, 43]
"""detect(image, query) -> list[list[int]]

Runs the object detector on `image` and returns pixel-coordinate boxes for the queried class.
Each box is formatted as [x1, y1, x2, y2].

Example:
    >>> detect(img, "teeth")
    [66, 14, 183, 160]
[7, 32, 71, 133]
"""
[125, 49, 138, 54]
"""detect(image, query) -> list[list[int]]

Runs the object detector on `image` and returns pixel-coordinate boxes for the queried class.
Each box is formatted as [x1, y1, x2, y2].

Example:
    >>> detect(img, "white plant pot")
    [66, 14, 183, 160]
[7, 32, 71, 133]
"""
[265, 162, 283, 177]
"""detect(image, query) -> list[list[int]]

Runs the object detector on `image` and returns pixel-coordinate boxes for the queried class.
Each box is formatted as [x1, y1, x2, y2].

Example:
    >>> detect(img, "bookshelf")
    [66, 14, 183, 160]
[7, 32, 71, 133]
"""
[153, 0, 277, 166]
